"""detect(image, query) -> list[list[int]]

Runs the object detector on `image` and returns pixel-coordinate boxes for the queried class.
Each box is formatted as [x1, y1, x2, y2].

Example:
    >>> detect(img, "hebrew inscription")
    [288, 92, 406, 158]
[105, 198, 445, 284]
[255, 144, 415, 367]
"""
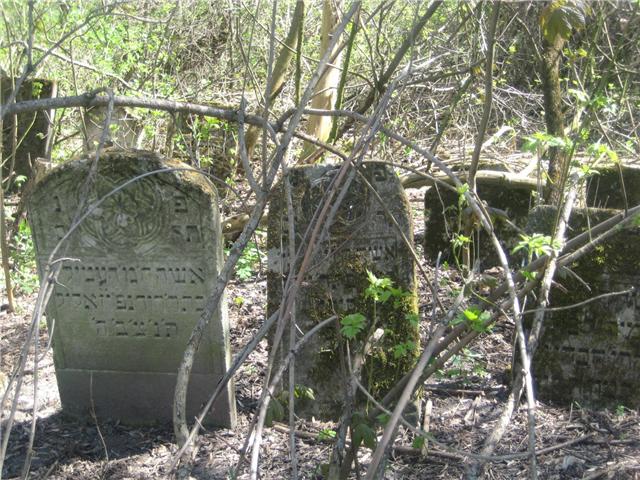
[28, 150, 235, 426]
[267, 163, 419, 420]
[528, 206, 640, 409]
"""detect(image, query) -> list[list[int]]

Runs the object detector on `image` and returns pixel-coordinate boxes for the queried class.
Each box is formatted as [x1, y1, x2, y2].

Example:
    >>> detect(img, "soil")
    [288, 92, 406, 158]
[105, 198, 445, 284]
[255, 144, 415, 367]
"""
[1, 189, 639, 480]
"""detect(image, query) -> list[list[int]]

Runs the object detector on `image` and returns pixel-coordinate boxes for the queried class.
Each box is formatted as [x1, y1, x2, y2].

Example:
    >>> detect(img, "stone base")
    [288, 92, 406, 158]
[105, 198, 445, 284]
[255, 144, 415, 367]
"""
[55, 369, 235, 427]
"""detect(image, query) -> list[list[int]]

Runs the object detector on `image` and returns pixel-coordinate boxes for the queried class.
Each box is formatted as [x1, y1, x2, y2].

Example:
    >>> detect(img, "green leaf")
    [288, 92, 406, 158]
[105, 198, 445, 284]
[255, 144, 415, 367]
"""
[412, 436, 426, 449]
[294, 385, 315, 400]
[353, 423, 377, 450]
[376, 413, 390, 425]
[405, 313, 419, 327]
[265, 398, 284, 427]
[456, 183, 469, 196]
[393, 341, 416, 359]
[540, 0, 587, 43]
[317, 428, 336, 441]
[340, 313, 367, 339]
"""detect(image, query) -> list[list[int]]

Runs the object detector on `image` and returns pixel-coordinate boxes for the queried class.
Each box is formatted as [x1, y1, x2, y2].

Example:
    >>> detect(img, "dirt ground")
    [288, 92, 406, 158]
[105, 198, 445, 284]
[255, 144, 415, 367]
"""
[1, 190, 639, 480]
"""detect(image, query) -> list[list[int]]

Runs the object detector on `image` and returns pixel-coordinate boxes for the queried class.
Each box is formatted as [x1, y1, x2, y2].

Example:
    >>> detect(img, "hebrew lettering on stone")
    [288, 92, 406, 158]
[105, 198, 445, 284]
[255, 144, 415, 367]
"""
[28, 150, 235, 427]
[267, 163, 419, 420]
[528, 206, 640, 410]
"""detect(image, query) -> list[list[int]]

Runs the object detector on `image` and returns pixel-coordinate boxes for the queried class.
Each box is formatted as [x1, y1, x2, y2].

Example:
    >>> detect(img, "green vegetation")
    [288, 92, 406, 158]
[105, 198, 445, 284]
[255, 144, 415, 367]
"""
[10, 220, 38, 295]
[2, 0, 640, 477]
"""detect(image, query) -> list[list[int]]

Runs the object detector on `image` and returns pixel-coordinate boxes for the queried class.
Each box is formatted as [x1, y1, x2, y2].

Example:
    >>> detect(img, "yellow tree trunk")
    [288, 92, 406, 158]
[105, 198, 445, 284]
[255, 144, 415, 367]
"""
[244, 1, 305, 159]
[301, 0, 343, 163]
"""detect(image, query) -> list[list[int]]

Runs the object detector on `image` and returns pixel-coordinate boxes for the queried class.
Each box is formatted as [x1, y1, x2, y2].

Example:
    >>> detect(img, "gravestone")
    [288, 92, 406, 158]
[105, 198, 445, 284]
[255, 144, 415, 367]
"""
[28, 150, 236, 427]
[84, 106, 144, 152]
[1, 78, 57, 190]
[527, 206, 640, 409]
[586, 165, 640, 209]
[267, 163, 419, 419]
[424, 178, 533, 268]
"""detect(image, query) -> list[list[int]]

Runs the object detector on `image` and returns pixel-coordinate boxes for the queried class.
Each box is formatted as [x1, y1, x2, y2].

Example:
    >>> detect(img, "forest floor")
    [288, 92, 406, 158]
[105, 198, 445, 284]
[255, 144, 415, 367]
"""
[1, 189, 639, 480]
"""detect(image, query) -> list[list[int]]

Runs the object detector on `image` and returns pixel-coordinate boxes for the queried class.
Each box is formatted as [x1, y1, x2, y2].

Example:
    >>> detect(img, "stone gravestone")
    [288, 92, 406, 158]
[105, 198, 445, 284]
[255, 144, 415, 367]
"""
[267, 163, 419, 419]
[424, 177, 533, 268]
[1, 78, 57, 190]
[84, 106, 144, 153]
[586, 165, 640, 209]
[28, 150, 236, 426]
[528, 206, 640, 409]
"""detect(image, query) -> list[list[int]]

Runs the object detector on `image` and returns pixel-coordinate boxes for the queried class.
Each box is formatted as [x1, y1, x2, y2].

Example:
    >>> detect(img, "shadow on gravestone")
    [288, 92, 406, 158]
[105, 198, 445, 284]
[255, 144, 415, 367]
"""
[586, 165, 640, 210]
[424, 177, 534, 269]
[27, 150, 236, 427]
[526, 205, 640, 409]
[267, 163, 419, 420]
[1, 77, 57, 191]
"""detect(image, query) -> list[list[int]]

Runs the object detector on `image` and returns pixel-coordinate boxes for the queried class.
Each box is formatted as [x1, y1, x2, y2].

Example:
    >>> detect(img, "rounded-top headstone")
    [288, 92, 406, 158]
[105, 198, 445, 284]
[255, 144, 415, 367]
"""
[28, 149, 235, 427]
[267, 162, 419, 419]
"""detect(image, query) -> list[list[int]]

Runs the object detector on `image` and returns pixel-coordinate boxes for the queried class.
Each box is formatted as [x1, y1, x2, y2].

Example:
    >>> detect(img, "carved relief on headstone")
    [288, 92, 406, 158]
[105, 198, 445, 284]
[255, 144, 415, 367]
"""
[267, 163, 419, 419]
[424, 178, 533, 268]
[1, 77, 57, 190]
[28, 150, 236, 426]
[527, 206, 640, 409]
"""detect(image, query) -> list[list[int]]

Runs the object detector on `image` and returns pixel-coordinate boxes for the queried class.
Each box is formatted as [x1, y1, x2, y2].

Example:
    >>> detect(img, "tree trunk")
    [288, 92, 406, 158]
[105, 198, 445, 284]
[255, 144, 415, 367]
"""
[244, 1, 305, 159]
[541, 33, 567, 205]
[301, 0, 343, 162]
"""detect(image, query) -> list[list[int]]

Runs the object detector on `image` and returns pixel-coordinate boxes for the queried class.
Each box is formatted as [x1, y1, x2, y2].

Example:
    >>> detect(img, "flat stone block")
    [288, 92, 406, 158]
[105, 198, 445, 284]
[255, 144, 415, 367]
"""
[527, 206, 640, 409]
[424, 178, 533, 268]
[586, 166, 640, 209]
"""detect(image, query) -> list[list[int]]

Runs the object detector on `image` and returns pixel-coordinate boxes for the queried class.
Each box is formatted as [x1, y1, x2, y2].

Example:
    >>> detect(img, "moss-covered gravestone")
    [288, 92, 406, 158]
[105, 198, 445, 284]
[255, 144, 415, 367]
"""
[28, 150, 236, 427]
[528, 206, 640, 409]
[267, 163, 419, 419]
[1, 78, 56, 190]
[586, 165, 640, 209]
[424, 178, 533, 268]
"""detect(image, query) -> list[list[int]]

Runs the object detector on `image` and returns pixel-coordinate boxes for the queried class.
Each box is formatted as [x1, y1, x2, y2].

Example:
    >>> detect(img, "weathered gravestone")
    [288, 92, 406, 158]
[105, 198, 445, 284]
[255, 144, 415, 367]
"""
[267, 163, 419, 419]
[1, 78, 57, 190]
[28, 150, 236, 426]
[586, 165, 640, 210]
[84, 106, 144, 153]
[527, 206, 640, 409]
[424, 177, 533, 268]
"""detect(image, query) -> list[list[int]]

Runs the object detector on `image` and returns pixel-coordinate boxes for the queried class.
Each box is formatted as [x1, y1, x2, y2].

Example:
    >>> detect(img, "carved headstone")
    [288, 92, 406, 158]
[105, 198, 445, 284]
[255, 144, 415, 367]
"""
[424, 178, 533, 268]
[28, 150, 236, 426]
[1, 78, 56, 190]
[528, 206, 640, 409]
[267, 163, 419, 419]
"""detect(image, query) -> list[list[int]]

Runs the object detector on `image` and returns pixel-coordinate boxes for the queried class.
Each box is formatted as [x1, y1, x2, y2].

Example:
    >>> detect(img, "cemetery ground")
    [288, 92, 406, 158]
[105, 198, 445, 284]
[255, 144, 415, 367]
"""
[0, 191, 638, 480]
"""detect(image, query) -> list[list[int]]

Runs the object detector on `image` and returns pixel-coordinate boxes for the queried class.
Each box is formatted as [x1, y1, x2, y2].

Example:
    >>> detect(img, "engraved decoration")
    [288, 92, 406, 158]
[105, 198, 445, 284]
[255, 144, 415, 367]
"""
[79, 175, 167, 255]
